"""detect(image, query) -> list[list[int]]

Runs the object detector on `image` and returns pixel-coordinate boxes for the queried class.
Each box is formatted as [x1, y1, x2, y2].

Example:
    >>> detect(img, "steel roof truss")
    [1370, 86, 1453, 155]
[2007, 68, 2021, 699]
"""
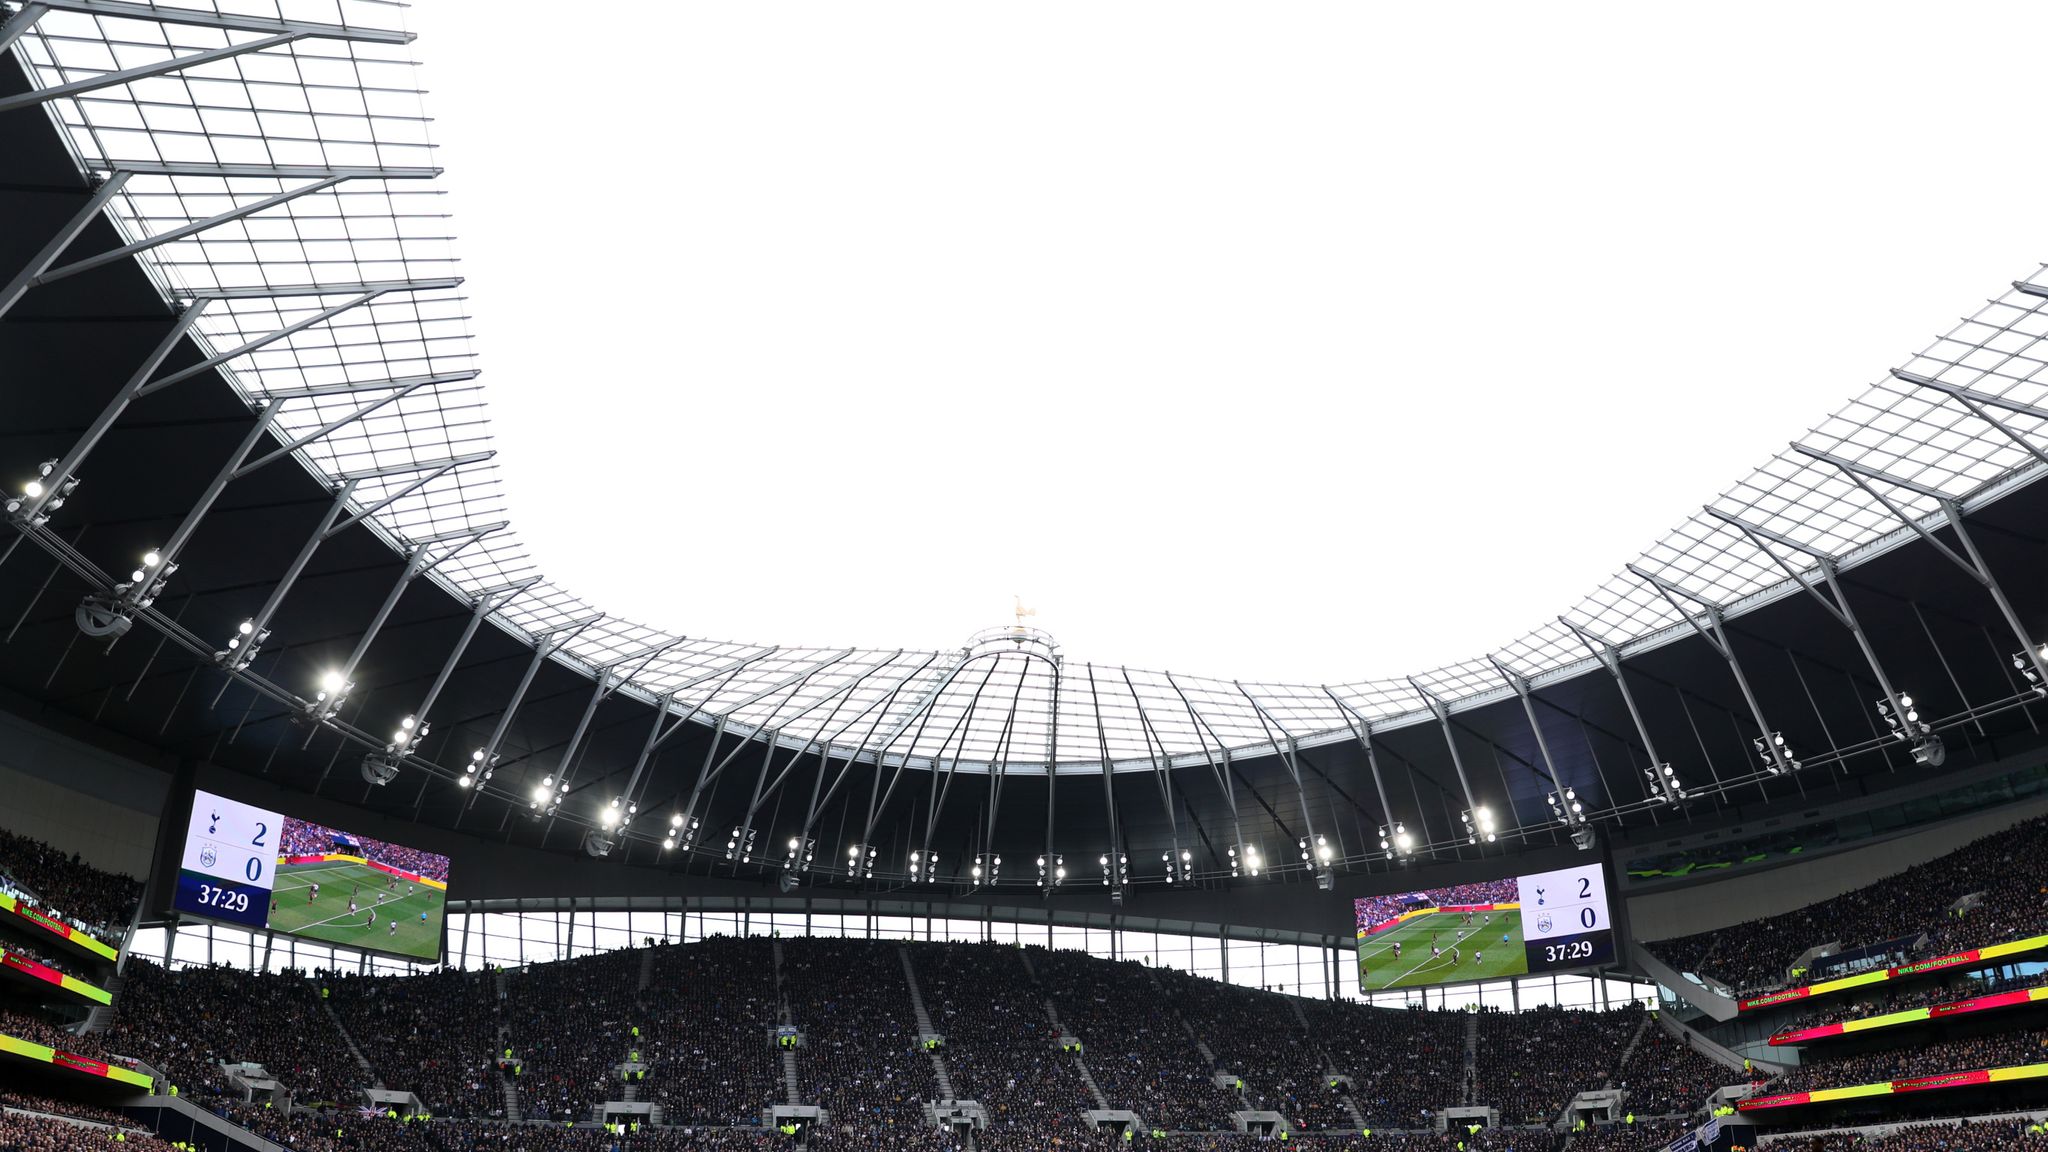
[0, 170, 131, 321]
[1625, 565, 1793, 776]
[1795, 446, 2048, 686]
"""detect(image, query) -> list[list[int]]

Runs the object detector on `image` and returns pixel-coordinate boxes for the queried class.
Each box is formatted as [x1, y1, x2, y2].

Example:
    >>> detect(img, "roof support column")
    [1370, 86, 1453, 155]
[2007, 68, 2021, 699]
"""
[0, 170, 131, 321]
[1625, 565, 1797, 777]
[1794, 446, 2048, 690]
[1707, 509, 1928, 750]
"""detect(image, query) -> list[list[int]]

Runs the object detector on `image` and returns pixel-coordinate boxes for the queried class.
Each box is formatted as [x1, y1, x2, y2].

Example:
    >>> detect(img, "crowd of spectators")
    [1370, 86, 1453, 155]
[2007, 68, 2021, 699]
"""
[277, 822, 450, 884]
[1469, 1005, 1639, 1125]
[908, 941, 1097, 1126]
[1612, 1024, 1733, 1115]
[0, 936, 100, 983]
[1296, 998, 1464, 1131]
[0, 1009, 117, 1063]
[1163, 966, 1353, 1131]
[1561, 1121, 1692, 1152]
[643, 936, 781, 1126]
[0, 1109, 176, 1152]
[327, 967, 502, 1118]
[0, 1091, 137, 1128]
[505, 947, 642, 1122]
[1782, 1119, 2036, 1151]
[0, 826, 142, 941]
[1766, 1030, 2048, 1096]
[1766, 970, 2048, 1039]
[1354, 881, 1521, 935]
[1645, 815, 2048, 994]
[785, 938, 932, 1129]
[1039, 948, 1237, 1130]
[109, 959, 365, 1105]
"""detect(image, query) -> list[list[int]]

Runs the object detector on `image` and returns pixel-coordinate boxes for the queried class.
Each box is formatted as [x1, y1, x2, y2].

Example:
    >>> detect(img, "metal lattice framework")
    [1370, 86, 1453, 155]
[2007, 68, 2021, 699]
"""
[7, 0, 2048, 801]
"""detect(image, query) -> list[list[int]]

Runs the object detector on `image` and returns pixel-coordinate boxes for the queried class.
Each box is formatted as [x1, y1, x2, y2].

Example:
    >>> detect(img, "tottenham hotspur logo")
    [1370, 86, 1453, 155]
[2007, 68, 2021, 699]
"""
[1536, 914, 1554, 934]
[199, 846, 217, 868]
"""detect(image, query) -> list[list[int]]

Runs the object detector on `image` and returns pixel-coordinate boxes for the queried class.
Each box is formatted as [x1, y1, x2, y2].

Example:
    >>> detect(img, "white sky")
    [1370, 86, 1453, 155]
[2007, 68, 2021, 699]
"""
[406, 2, 2046, 684]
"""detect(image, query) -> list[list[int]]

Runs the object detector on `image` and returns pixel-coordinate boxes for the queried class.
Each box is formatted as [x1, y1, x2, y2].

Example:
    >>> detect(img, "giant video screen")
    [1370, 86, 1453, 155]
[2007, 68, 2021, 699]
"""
[170, 789, 449, 962]
[1355, 861, 1614, 992]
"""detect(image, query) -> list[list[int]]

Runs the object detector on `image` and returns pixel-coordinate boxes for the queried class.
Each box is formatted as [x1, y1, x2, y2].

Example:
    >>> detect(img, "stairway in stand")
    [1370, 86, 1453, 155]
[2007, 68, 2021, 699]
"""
[1289, 995, 1367, 1129]
[1039, 987, 1109, 1111]
[1462, 1011, 1480, 1104]
[898, 946, 956, 1100]
[638, 945, 655, 993]
[1612, 1011, 1654, 1089]
[318, 996, 384, 1089]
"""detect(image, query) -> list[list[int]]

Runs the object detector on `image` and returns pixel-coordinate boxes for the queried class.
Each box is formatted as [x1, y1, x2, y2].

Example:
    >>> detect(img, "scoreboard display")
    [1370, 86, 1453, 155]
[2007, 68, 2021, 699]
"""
[1354, 860, 1616, 992]
[170, 789, 451, 963]
[172, 791, 279, 930]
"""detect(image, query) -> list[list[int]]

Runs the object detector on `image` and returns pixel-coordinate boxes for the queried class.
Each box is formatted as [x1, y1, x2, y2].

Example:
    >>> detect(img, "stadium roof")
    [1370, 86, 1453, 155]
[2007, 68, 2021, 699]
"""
[4, 0, 2048, 880]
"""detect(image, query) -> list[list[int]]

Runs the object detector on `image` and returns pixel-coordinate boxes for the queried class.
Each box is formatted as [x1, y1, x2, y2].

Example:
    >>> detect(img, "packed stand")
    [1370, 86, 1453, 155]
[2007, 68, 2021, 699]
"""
[1470, 1004, 1640, 1125]
[0, 825, 141, 941]
[0, 1091, 136, 1128]
[1040, 948, 1237, 1130]
[0, 1109, 177, 1152]
[785, 938, 932, 1131]
[326, 966, 502, 1118]
[0, 1009, 117, 1062]
[109, 959, 365, 1105]
[1767, 969, 2048, 1038]
[1299, 998, 1465, 1130]
[642, 936, 781, 1126]
[1564, 1121, 1693, 1152]
[908, 941, 1098, 1125]
[1765, 1030, 2048, 1095]
[1786, 1118, 2036, 1151]
[0, 937, 100, 983]
[1613, 1024, 1733, 1115]
[1162, 966, 1354, 1130]
[504, 946, 642, 1122]
[1645, 815, 2048, 995]
[1354, 880, 1521, 934]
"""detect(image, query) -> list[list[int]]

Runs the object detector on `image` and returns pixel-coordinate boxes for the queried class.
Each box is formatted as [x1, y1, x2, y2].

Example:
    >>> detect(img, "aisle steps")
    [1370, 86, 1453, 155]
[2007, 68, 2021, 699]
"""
[898, 946, 956, 1100]
[318, 998, 384, 1090]
[1041, 995, 1109, 1111]
[1462, 1011, 1480, 1104]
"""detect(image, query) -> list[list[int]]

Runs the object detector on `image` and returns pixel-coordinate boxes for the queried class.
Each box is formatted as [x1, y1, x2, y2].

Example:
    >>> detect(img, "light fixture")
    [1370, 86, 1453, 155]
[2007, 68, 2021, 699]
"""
[1038, 854, 1064, 891]
[526, 772, 567, 815]
[1297, 833, 1334, 889]
[110, 547, 175, 609]
[848, 844, 875, 879]
[1378, 823, 1413, 860]
[1753, 732, 1800, 775]
[1546, 788, 1587, 828]
[1461, 806, 1497, 845]
[1164, 847, 1191, 884]
[308, 669, 354, 721]
[8, 460, 75, 525]
[2014, 650, 2047, 693]
[909, 849, 938, 882]
[785, 836, 815, 874]
[216, 617, 271, 670]
[725, 825, 755, 862]
[1644, 763, 1686, 805]
[972, 853, 1000, 887]
[386, 714, 431, 761]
